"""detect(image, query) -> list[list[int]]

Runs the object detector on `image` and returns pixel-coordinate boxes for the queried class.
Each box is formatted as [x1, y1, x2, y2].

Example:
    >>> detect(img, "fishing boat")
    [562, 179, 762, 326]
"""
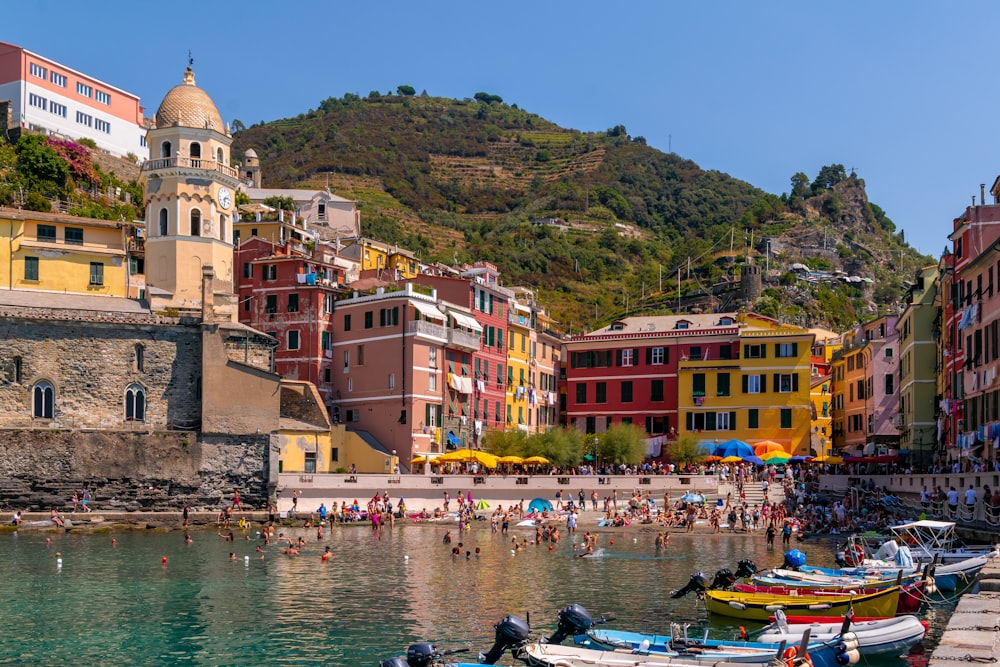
[516, 640, 823, 667]
[794, 553, 991, 592]
[733, 579, 925, 614]
[704, 586, 900, 622]
[580, 624, 858, 667]
[755, 613, 926, 658]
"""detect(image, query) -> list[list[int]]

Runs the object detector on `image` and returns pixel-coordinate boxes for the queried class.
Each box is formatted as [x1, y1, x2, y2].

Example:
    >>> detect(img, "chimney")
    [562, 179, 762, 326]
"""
[201, 264, 215, 322]
[981, 184, 986, 206]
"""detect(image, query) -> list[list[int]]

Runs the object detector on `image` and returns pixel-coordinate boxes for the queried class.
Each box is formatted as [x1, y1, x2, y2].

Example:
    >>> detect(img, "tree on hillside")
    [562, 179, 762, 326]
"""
[474, 91, 503, 104]
[231, 119, 246, 133]
[397, 85, 416, 97]
[789, 172, 810, 201]
[812, 164, 847, 193]
[16, 134, 67, 188]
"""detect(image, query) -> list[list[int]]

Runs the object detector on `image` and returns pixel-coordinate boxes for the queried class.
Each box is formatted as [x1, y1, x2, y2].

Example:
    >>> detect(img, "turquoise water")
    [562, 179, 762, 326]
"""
[0, 523, 951, 666]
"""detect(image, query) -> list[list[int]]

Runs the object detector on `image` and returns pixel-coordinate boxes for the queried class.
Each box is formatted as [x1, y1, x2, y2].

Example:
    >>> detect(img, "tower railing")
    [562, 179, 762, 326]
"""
[142, 157, 238, 179]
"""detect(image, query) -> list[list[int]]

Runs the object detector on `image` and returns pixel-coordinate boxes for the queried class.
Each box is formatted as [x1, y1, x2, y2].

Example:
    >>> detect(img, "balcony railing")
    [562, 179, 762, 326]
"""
[408, 320, 446, 340]
[448, 329, 481, 351]
[142, 157, 238, 179]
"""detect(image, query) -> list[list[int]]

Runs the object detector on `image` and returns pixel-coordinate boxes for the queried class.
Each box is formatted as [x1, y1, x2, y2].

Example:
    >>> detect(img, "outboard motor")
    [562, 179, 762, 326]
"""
[709, 568, 735, 590]
[783, 549, 807, 569]
[480, 615, 531, 664]
[405, 643, 436, 667]
[671, 572, 711, 598]
[547, 604, 594, 645]
[734, 559, 758, 579]
[379, 658, 409, 667]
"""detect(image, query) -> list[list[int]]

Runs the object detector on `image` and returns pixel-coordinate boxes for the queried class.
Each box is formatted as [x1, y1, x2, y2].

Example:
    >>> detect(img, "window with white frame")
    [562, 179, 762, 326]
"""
[717, 412, 733, 430]
[778, 373, 796, 393]
[76, 111, 92, 127]
[94, 119, 110, 133]
[33, 380, 54, 418]
[347, 377, 353, 392]
[124, 383, 146, 421]
[429, 373, 437, 391]
[389, 373, 395, 390]
[50, 102, 67, 117]
[651, 347, 665, 365]
[621, 349, 634, 367]
[50, 71, 66, 87]
[776, 343, 798, 358]
[77, 82, 92, 97]
[428, 348, 437, 368]
[343, 350, 350, 372]
[30, 63, 47, 79]
[95, 90, 110, 105]
[745, 344, 765, 358]
[745, 374, 762, 393]
[28, 93, 47, 110]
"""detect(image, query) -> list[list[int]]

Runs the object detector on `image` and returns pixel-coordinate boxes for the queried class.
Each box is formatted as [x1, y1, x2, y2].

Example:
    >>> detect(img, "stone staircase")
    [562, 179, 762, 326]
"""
[719, 479, 785, 509]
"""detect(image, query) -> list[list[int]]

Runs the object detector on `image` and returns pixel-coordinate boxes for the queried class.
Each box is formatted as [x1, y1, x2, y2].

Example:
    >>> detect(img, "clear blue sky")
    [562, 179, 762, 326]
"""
[8, 1, 998, 257]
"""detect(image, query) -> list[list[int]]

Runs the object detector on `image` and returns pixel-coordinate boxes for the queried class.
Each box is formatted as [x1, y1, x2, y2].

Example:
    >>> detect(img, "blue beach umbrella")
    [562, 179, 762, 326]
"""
[712, 439, 755, 459]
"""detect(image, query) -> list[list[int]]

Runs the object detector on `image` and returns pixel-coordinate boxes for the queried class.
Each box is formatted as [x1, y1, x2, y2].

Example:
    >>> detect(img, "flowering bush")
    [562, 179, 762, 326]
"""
[44, 138, 98, 186]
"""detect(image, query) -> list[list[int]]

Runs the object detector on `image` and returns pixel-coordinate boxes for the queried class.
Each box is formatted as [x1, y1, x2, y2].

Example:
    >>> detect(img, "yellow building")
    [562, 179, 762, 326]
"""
[0, 208, 130, 296]
[506, 293, 534, 431]
[342, 237, 420, 279]
[677, 314, 815, 454]
[809, 329, 841, 457]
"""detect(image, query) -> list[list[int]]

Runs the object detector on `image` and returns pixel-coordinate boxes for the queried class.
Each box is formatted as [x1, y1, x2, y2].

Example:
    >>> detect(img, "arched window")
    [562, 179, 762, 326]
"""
[32, 381, 54, 419]
[135, 344, 145, 372]
[190, 209, 201, 237]
[158, 208, 168, 236]
[161, 141, 172, 159]
[125, 383, 146, 421]
[216, 147, 224, 163]
[189, 142, 201, 159]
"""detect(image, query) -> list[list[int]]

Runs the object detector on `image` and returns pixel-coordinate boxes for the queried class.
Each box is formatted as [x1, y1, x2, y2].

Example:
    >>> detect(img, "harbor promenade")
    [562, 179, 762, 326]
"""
[930, 559, 1000, 665]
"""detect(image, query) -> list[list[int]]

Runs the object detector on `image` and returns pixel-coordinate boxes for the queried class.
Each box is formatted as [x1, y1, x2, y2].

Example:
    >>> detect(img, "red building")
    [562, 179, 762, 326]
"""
[235, 238, 345, 406]
[411, 261, 511, 446]
[563, 314, 736, 437]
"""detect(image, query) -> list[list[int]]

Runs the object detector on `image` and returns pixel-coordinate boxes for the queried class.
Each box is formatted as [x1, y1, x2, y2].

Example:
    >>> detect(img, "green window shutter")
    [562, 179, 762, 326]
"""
[685, 412, 693, 430]
[748, 409, 759, 429]
[616, 350, 623, 366]
[792, 374, 799, 391]
[761, 346, 767, 358]
[792, 342, 798, 357]
[645, 348, 652, 364]
[772, 374, 779, 392]
[742, 375, 748, 393]
[729, 411, 736, 430]
[706, 412, 716, 430]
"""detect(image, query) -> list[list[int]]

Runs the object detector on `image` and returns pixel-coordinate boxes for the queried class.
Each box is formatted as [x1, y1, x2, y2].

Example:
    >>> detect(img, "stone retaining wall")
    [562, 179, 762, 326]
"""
[0, 429, 275, 511]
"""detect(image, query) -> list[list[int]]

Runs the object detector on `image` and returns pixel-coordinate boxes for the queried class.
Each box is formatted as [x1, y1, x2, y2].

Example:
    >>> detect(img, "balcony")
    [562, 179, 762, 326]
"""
[408, 320, 446, 341]
[142, 156, 239, 180]
[448, 328, 481, 352]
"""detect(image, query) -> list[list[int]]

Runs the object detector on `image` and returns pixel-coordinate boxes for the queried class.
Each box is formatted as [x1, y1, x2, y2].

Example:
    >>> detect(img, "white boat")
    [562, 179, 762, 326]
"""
[755, 614, 926, 658]
[838, 520, 998, 566]
[515, 641, 811, 667]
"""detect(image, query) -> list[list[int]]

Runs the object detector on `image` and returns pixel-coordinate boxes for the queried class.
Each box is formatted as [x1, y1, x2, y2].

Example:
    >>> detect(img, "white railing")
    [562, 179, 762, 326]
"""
[142, 157, 238, 179]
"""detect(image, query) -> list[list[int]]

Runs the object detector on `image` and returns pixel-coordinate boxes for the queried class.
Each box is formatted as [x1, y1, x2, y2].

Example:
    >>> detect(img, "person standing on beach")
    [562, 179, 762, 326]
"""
[443, 491, 450, 511]
[183, 504, 190, 527]
[591, 491, 599, 511]
[566, 510, 577, 535]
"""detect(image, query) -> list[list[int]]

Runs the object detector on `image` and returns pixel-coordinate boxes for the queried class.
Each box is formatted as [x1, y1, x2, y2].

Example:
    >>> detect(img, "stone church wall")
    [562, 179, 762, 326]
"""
[0, 429, 275, 510]
[0, 317, 202, 430]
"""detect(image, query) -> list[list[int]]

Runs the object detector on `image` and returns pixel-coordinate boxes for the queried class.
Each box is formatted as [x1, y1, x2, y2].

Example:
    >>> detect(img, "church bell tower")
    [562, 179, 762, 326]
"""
[140, 65, 240, 321]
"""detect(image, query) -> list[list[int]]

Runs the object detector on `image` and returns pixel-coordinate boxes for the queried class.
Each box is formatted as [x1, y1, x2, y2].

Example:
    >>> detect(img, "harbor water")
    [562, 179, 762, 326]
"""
[0, 523, 957, 666]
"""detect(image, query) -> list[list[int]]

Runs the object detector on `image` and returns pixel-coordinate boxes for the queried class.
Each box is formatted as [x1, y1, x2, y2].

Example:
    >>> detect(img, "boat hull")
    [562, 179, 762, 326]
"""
[756, 615, 926, 658]
[705, 587, 899, 622]
[735, 581, 924, 614]
[519, 642, 787, 667]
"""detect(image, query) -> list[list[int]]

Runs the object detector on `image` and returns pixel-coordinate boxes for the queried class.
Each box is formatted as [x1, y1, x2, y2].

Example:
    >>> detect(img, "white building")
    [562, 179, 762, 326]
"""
[0, 41, 147, 158]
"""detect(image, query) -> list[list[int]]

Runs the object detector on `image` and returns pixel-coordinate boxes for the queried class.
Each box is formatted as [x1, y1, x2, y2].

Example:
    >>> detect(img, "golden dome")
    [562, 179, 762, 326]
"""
[154, 68, 225, 132]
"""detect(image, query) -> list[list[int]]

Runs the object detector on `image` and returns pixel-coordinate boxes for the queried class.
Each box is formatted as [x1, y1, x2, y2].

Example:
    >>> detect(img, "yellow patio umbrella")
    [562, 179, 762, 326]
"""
[753, 440, 786, 455]
[410, 455, 431, 465]
[522, 455, 550, 465]
[497, 455, 524, 464]
[812, 454, 845, 464]
[435, 448, 499, 468]
[720, 455, 744, 463]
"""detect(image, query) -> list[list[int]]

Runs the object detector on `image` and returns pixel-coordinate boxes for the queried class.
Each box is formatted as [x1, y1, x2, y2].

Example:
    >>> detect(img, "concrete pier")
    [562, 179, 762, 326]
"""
[930, 558, 1000, 665]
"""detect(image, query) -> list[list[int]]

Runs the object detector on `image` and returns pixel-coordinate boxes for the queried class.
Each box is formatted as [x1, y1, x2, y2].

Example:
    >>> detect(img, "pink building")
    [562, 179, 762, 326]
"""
[947, 188, 1000, 462]
[330, 283, 483, 465]
[0, 41, 146, 157]
[831, 316, 899, 455]
[411, 261, 511, 445]
[235, 238, 345, 405]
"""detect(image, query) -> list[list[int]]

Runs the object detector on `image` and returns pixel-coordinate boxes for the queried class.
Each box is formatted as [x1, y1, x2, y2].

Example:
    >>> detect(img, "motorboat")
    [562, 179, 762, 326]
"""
[704, 586, 900, 621]
[929, 554, 993, 591]
[837, 520, 998, 566]
[580, 623, 858, 667]
[733, 578, 926, 614]
[516, 639, 832, 667]
[755, 612, 926, 658]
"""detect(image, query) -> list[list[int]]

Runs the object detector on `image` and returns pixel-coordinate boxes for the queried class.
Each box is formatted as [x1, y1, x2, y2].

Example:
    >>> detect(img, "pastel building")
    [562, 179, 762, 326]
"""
[898, 266, 940, 464]
[505, 288, 536, 432]
[946, 186, 1000, 462]
[809, 330, 840, 457]
[831, 316, 900, 455]
[0, 41, 147, 157]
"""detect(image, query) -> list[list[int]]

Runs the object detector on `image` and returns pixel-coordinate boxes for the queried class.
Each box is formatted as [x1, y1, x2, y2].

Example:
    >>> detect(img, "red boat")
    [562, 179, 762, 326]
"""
[735, 579, 926, 614]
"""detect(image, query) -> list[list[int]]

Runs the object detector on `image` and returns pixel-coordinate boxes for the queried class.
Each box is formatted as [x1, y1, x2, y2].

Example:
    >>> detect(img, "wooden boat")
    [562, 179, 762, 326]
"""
[734, 579, 925, 614]
[704, 587, 899, 621]
[755, 614, 926, 658]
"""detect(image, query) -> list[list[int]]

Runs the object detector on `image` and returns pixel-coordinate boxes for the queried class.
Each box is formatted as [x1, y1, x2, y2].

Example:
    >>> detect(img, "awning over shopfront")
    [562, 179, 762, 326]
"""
[412, 300, 445, 320]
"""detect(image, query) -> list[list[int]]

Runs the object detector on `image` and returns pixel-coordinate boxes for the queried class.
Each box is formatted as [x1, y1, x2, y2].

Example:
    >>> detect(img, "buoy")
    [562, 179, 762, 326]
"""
[244, 556, 250, 565]
[404, 555, 409, 561]
[633, 538, 638, 543]
[609, 540, 614, 546]
[548, 545, 553, 551]
[162, 556, 167, 565]
[728, 601, 746, 610]
[764, 604, 784, 611]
